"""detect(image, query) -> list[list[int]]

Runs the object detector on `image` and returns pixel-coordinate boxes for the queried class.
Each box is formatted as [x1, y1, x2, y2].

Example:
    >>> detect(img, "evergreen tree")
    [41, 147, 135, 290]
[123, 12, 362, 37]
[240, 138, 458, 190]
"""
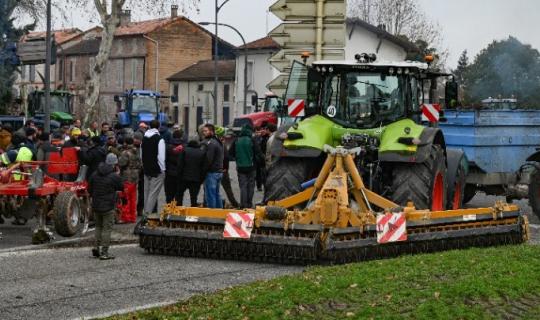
[462, 37, 540, 108]
[0, 1, 34, 112]
[454, 50, 469, 84]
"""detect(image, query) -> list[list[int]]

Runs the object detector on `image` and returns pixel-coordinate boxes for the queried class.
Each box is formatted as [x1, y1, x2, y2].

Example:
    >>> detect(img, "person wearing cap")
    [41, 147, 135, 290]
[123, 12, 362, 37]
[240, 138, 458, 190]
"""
[64, 127, 83, 148]
[105, 131, 121, 157]
[88, 153, 124, 260]
[24, 127, 37, 156]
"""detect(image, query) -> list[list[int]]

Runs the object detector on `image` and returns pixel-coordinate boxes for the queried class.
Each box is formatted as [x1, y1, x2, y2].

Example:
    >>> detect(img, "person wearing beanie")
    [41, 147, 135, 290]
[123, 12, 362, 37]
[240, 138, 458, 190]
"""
[80, 135, 107, 179]
[117, 136, 142, 223]
[88, 153, 124, 260]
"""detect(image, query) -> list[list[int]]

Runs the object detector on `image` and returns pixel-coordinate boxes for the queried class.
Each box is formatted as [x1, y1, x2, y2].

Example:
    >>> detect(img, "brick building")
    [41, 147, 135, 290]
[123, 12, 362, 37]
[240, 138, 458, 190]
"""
[58, 7, 235, 121]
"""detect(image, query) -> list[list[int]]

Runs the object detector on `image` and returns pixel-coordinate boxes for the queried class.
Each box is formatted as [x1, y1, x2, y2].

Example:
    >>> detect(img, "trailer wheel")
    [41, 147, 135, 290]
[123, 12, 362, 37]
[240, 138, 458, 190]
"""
[528, 168, 540, 219]
[53, 191, 81, 237]
[391, 144, 447, 210]
[264, 157, 310, 202]
[446, 150, 467, 210]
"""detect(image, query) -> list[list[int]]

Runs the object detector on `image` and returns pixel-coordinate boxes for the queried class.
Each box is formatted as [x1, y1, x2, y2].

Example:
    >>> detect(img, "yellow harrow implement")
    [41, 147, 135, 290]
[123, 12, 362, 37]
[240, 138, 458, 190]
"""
[137, 146, 529, 264]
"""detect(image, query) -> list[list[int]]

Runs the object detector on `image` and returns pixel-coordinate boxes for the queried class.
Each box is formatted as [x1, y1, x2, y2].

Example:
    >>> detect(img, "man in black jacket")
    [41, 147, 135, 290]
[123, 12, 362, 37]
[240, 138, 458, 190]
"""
[88, 153, 124, 260]
[81, 136, 106, 179]
[201, 124, 224, 208]
[177, 137, 206, 206]
[164, 130, 184, 203]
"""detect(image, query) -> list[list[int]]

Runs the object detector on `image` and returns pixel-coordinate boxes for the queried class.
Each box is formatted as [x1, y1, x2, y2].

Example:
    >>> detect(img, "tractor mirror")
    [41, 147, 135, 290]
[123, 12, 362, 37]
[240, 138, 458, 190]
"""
[251, 93, 258, 107]
[114, 95, 122, 103]
[445, 80, 459, 109]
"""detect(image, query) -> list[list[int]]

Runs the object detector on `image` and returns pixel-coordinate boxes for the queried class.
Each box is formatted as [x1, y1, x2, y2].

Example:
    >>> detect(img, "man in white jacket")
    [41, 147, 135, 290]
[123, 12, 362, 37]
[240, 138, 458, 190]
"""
[141, 120, 166, 215]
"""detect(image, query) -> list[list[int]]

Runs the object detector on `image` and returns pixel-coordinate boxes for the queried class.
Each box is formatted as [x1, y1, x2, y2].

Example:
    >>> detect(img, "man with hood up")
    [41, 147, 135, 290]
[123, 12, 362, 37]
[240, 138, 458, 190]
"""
[88, 153, 124, 260]
[229, 125, 263, 208]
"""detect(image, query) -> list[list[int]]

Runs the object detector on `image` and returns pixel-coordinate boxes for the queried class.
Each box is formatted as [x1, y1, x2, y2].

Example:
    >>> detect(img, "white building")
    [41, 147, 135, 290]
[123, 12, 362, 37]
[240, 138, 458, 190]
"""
[167, 60, 235, 136]
[345, 18, 418, 61]
[233, 37, 281, 117]
[233, 19, 418, 118]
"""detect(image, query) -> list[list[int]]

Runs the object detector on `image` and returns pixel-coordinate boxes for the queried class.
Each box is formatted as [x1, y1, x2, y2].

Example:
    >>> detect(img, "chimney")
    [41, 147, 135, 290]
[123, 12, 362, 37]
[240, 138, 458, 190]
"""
[171, 5, 178, 18]
[120, 9, 131, 26]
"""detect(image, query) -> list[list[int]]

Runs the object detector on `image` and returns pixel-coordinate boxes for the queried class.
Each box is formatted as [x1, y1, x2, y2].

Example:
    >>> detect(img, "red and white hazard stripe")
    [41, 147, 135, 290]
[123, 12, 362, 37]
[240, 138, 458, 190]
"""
[376, 212, 407, 244]
[223, 212, 254, 239]
[287, 99, 305, 117]
[421, 103, 441, 123]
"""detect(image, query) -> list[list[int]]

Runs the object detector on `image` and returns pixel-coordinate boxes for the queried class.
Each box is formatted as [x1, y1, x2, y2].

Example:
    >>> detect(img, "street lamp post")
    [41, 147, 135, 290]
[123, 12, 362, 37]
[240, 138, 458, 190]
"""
[44, 0, 52, 132]
[213, 0, 231, 125]
[200, 22, 248, 116]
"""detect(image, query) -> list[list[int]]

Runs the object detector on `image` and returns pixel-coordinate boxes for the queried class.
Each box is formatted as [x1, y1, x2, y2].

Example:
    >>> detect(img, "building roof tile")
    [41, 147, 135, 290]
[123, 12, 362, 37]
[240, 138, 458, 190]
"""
[167, 60, 236, 81]
[238, 36, 280, 50]
[21, 28, 83, 44]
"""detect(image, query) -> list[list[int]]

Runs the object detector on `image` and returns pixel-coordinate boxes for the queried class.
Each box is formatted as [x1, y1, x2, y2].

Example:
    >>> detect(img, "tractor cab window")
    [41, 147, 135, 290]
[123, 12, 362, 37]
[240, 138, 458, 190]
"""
[38, 95, 70, 114]
[131, 96, 158, 114]
[322, 71, 406, 128]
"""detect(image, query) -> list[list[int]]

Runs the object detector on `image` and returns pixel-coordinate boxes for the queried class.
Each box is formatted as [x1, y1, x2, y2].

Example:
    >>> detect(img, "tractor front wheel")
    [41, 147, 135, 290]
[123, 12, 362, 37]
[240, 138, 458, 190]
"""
[53, 191, 81, 237]
[528, 167, 540, 220]
[264, 157, 311, 202]
[390, 145, 447, 210]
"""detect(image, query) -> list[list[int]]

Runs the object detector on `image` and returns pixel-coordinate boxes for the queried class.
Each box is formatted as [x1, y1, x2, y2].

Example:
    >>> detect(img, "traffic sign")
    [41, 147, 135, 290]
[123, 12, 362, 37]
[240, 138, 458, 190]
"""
[269, 22, 345, 48]
[270, 0, 346, 22]
[269, 48, 344, 73]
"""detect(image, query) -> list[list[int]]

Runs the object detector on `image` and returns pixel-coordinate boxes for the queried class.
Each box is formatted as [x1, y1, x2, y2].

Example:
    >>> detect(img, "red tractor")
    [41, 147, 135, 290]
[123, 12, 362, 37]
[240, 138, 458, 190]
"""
[0, 148, 91, 244]
[232, 92, 282, 130]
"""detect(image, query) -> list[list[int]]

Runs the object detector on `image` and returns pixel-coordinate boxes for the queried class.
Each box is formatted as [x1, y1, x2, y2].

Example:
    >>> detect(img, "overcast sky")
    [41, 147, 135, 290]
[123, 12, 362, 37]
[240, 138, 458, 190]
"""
[41, 0, 540, 69]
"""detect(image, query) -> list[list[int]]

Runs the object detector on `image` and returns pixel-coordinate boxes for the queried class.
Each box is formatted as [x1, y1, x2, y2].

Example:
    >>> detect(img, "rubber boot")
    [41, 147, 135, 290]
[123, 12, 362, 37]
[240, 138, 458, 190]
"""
[91, 247, 100, 258]
[99, 247, 115, 260]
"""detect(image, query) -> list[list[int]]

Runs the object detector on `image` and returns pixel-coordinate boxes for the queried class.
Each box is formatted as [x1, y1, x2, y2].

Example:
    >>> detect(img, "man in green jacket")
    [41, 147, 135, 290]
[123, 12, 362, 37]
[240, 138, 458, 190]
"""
[229, 125, 263, 208]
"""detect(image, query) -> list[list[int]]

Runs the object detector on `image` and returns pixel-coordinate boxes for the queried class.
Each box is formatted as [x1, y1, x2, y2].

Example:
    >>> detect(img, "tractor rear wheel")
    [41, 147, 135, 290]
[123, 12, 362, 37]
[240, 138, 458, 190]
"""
[463, 184, 477, 205]
[528, 167, 540, 220]
[264, 157, 311, 202]
[390, 145, 447, 210]
[53, 191, 81, 237]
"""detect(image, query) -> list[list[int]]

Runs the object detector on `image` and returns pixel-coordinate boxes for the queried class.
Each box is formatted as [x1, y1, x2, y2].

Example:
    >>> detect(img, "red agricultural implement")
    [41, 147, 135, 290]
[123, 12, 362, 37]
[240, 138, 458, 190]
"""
[0, 147, 91, 244]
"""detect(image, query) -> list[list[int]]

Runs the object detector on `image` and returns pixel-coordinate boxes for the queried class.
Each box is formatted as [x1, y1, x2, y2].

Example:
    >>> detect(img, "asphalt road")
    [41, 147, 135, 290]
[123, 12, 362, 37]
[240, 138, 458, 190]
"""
[0, 162, 539, 319]
[0, 245, 302, 320]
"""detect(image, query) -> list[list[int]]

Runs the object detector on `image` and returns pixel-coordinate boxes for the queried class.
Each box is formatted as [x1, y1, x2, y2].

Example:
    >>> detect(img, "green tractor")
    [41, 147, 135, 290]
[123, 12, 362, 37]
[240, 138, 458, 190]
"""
[265, 54, 467, 210]
[27, 90, 74, 128]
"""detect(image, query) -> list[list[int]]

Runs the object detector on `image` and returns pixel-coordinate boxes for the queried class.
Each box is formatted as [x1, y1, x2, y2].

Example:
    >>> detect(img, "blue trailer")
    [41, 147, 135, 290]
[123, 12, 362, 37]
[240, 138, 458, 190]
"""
[439, 100, 540, 217]
[115, 90, 168, 129]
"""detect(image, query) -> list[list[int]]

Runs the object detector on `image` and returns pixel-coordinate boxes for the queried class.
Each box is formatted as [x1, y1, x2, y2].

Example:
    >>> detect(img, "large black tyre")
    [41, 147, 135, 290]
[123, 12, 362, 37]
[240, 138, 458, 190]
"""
[462, 184, 477, 205]
[528, 167, 540, 220]
[264, 157, 311, 202]
[390, 145, 447, 210]
[53, 191, 81, 237]
[446, 151, 467, 210]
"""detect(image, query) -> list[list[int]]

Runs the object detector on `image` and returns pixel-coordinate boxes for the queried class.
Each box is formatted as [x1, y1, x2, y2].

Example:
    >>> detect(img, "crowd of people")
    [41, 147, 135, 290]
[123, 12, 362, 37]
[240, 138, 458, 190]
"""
[0, 117, 277, 259]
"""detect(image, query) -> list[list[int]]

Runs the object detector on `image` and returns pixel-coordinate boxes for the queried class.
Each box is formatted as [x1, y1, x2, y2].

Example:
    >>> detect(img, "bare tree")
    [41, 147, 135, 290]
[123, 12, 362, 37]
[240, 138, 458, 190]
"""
[59, 0, 198, 126]
[348, 0, 447, 67]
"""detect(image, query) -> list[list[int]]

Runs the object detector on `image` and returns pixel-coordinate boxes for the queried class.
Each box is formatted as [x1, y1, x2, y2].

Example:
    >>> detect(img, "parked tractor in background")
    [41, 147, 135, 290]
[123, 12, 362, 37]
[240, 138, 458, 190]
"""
[27, 90, 74, 129]
[115, 90, 168, 129]
[232, 92, 284, 130]
[440, 98, 540, 219]
[265, 54, 468, 211]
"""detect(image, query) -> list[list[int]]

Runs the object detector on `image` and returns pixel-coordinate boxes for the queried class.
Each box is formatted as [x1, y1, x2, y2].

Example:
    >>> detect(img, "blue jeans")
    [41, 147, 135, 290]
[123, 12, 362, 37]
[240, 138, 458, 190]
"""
[204, 172, 223, 208]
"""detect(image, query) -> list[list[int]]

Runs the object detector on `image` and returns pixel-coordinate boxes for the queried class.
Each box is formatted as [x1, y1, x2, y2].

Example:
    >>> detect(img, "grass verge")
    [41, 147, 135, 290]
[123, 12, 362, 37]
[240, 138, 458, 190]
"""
[106, 244, 540, 320]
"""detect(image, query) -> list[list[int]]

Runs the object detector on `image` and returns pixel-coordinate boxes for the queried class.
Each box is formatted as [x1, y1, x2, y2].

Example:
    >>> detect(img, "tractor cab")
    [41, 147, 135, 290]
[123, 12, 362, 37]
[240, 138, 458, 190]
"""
[28, 90, 74, 128]
[286, 54, 455, 129]
[115, 90, 168, 129]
